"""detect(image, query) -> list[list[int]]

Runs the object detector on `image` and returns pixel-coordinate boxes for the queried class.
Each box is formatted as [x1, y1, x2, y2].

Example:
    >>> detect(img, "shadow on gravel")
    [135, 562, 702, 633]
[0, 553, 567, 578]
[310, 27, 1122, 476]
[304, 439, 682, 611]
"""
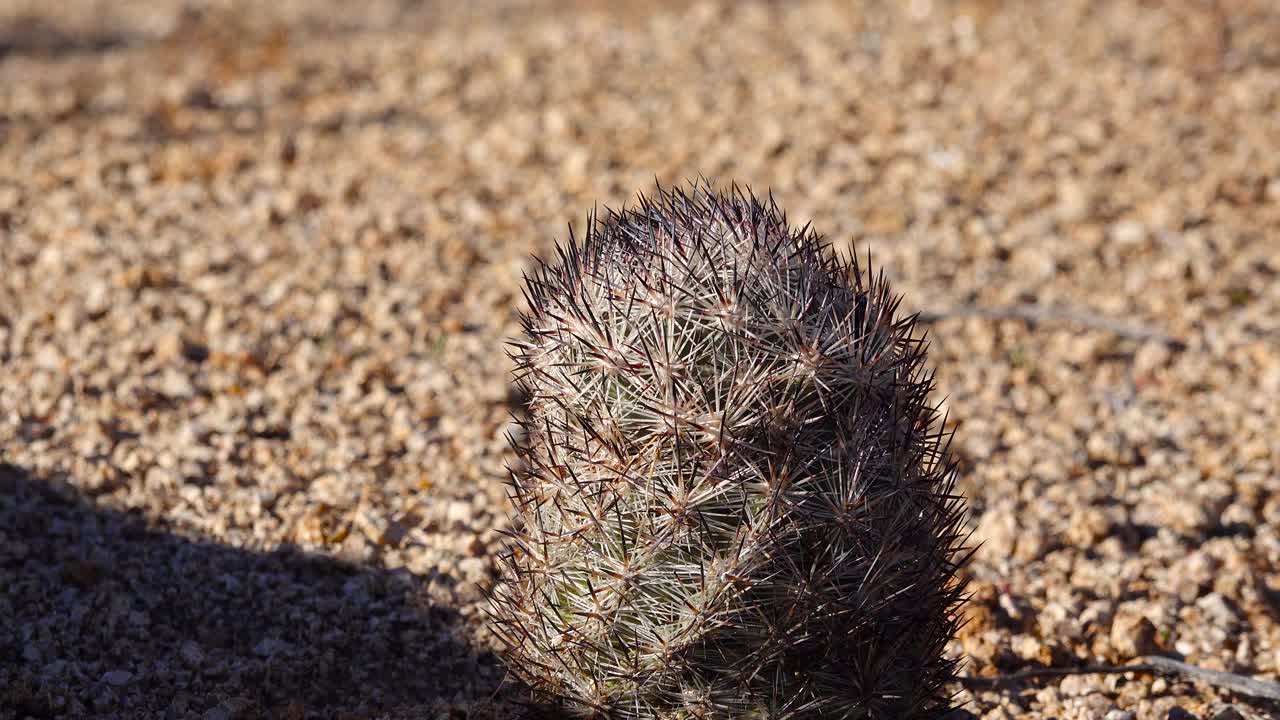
[0, 463, 505, 719]
[0, 18, 131, 59]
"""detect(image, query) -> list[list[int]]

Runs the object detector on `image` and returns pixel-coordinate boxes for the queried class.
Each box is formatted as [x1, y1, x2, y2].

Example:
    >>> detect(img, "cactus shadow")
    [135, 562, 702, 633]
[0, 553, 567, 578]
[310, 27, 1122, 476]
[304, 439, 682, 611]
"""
[0, 463, 511, 718]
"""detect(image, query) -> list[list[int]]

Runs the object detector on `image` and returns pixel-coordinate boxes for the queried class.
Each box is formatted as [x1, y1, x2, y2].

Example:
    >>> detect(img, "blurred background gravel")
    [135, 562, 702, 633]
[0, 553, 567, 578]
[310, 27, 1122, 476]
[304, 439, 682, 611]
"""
[0, 1, 1277, 718]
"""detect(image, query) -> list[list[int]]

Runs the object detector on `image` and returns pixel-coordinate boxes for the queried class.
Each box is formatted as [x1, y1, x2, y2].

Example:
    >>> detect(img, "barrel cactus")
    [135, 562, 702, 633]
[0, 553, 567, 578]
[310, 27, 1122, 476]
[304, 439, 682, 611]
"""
[489, 183, 971, 719]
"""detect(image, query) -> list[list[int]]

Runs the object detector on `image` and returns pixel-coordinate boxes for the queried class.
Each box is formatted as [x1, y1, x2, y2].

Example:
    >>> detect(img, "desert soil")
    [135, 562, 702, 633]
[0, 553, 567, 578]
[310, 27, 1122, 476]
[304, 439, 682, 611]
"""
[1, 1, 1278, 719]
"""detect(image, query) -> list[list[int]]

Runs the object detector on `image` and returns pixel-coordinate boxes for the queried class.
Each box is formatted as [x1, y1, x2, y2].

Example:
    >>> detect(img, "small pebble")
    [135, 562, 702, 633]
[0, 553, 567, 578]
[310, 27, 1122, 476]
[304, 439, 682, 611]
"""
[179, 640, 205, 668]
[101, 670, 132, 686]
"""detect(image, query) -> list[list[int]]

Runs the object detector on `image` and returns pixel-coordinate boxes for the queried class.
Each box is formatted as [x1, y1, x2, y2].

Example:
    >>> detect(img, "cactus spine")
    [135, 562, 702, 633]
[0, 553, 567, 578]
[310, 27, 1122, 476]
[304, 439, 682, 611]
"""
[489, 183, 970, 719]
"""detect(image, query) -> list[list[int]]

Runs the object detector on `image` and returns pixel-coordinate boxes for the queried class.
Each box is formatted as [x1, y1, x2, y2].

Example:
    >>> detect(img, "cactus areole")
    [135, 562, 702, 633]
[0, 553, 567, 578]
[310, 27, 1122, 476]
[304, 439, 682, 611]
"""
[488, 183, 971, 719]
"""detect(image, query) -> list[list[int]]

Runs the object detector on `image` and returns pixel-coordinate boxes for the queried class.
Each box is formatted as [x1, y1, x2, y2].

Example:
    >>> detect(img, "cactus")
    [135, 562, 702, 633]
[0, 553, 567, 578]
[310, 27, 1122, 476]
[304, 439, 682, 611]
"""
[488, 183, 971, 719]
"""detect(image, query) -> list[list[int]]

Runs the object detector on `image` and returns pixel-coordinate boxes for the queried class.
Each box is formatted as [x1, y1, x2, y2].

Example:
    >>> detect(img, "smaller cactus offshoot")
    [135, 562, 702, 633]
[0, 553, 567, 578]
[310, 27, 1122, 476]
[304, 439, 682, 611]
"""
[489, 182, 971, 719]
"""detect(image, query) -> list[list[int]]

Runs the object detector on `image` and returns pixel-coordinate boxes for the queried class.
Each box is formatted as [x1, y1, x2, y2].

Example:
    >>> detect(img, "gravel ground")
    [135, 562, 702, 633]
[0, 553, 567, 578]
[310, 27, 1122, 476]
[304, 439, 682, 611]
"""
[1, 1, 1278, 718]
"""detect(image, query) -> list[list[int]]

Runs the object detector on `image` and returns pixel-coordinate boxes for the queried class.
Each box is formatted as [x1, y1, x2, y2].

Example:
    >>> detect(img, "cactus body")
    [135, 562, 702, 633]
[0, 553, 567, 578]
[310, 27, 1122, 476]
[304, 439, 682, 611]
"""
[490, 184, 970, 719]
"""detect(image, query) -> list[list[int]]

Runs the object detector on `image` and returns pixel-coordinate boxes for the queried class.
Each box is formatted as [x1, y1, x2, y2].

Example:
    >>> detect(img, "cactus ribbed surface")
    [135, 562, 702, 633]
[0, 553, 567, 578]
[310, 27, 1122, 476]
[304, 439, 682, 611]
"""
[489, 183, 971, 719]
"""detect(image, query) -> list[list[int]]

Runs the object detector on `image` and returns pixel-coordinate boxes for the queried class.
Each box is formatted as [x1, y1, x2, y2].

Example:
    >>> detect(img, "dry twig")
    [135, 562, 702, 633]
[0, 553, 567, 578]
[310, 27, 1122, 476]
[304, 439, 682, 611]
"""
[960, 655, 1280, 702]
[917, 304, 1186, 349]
